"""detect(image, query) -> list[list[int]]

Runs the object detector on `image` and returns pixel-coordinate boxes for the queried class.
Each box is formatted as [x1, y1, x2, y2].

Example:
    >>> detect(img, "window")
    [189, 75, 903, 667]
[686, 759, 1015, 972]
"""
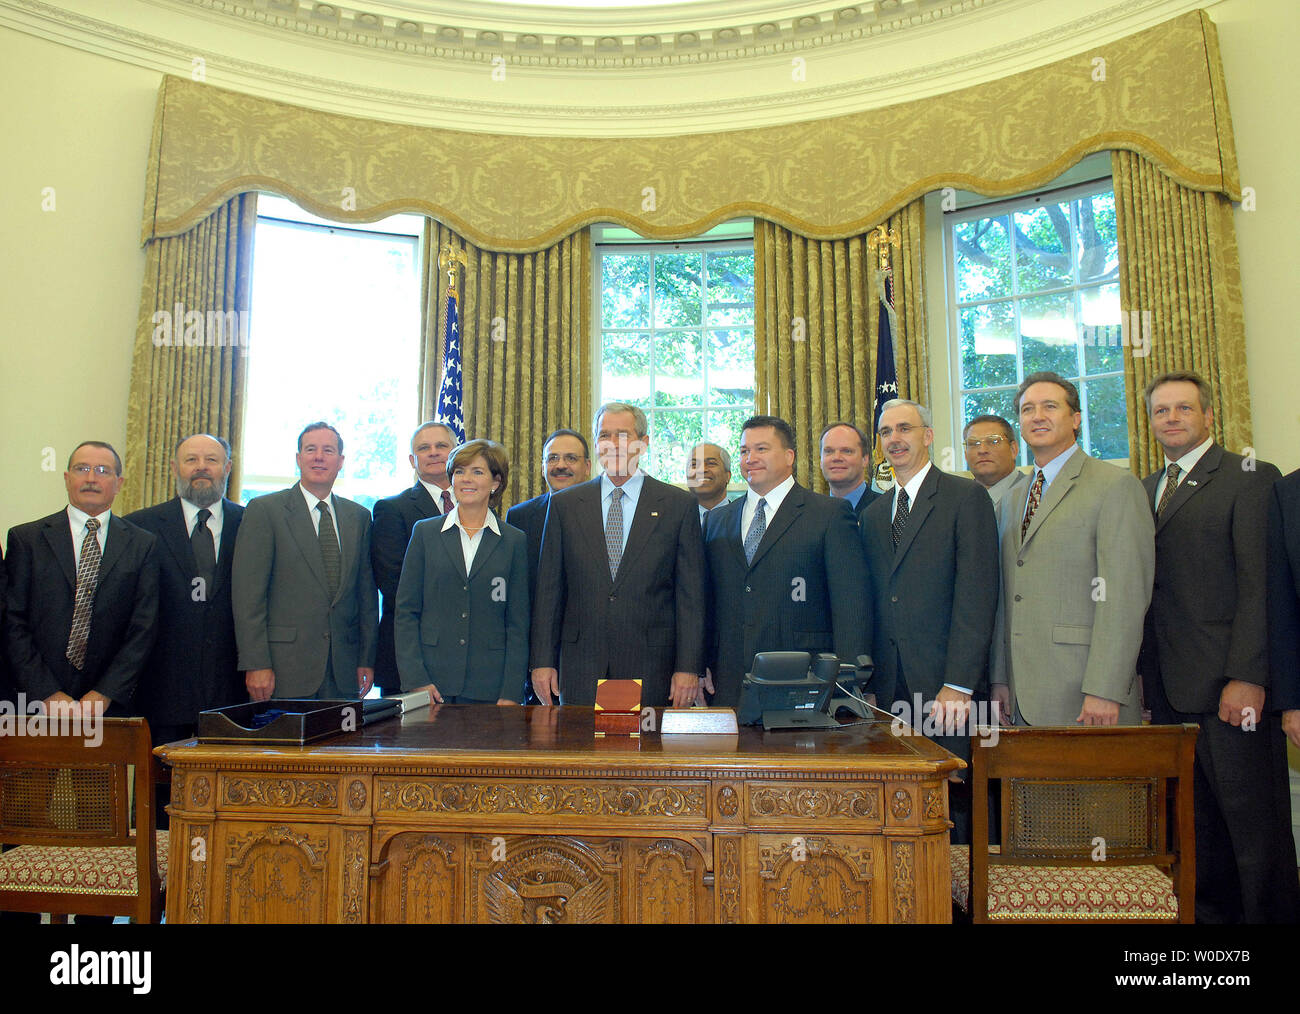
[240, 196, 424, 510]
[946, 179, 1127, 461]
[596, 224, 755, 482]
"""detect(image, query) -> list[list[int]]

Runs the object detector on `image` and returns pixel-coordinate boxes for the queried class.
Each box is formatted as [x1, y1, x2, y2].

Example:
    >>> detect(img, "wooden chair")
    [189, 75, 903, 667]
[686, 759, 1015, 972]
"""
[951, 724, 1197, 923]
[0, 716, 167, 923]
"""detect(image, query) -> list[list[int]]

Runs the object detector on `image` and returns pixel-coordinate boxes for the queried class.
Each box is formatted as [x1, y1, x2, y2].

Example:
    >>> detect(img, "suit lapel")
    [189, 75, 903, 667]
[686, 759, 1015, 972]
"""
[722, 497, 748, 568]
[283, 487, 331, 595]
[1020, 449, 1084, 552]
[439, 523, 468, 581]
[580, 479, 614, 588]
[748, 484, 805, 571]
[467, 527, 502, 581]
[1142, 471, 1160, 515]
[409, 483, 438, 519]
[333, 498, 358, 606]
[614, 478, 662, 589]
[211, 500, 242, 597]
[891, 468, 939, 573]
[158, 498, 198, 577]
[1156, 444, 1220, 532]
[97, 516, 129, 585]
[41, 515, 77, 589]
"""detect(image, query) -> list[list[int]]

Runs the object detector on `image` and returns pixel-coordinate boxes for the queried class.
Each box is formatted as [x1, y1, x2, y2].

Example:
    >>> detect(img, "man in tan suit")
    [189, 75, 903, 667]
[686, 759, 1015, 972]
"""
[990, 371, 1154, 726]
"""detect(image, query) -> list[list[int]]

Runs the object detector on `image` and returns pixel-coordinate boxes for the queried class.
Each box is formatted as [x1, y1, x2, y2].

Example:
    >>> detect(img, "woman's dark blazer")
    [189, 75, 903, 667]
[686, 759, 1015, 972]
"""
[394, 516, 530, 702]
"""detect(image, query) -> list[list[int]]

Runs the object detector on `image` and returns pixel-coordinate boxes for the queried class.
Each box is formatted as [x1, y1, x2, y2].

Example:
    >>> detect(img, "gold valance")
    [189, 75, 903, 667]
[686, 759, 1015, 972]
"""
[142, 10, 1239, 252]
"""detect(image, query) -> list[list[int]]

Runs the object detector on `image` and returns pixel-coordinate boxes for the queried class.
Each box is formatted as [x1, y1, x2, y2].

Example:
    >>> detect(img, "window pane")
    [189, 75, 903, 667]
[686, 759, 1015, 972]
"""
[1082, 374, 1128, 460]
[601, 331, 651, 406]
[1013, 202, 1071, 293]
[708, 328, 755, 405]
[653, 330, 703, 407]
[955, 217, 1012, 301]
[707, 409, 750, 460]
[1076, 192, 1118, 282]
[1081, 283, 1124, 374]
[706, 250, 755, 326]
[648, 410, 703, 481]
[959, 303, 1018, 389]
[1019, 291, 1077, 377]
[602, 253, 650, 328]
[654, 252, 703, 327]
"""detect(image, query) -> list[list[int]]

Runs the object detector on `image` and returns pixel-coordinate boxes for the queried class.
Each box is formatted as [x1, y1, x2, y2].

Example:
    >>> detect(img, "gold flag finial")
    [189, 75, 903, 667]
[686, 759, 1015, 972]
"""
[438, 244, 468, 294]
[866, 224, 900, 274]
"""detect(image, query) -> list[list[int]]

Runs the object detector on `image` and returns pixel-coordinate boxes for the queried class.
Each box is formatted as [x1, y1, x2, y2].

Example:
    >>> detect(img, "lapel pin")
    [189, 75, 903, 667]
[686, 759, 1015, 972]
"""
[651, 511, 659, 517]
[1186, 480, 1198, 486]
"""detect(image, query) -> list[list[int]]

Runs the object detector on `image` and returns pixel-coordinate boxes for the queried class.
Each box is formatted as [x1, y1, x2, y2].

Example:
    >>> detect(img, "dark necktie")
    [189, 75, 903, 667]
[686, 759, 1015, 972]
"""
[891, 488, 910, 551]
[743, 498, 767, 565]
[605, 487, 625, 580]
[192, 507, 216, 599]
[316, 501, 341, 597]
[1156, 462, 1182, 517]
[1021, 469, 1045, 542]
[66, 518, 101, 670]
[441, 489, 454, 514]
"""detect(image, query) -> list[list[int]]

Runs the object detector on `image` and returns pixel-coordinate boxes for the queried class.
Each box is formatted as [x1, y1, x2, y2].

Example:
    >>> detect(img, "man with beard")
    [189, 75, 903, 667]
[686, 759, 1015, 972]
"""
[126, 433, 245, 746]
[506, 428, 591, 599]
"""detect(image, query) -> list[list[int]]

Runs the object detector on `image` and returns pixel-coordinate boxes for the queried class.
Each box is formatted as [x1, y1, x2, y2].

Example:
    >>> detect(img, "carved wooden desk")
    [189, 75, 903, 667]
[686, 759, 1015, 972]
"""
[157, 705, 960, 924]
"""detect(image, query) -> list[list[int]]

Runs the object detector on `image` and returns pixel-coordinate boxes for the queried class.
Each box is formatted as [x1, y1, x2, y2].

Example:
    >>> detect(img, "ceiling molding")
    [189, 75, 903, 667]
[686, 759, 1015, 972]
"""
[1, 0, 1212, 135]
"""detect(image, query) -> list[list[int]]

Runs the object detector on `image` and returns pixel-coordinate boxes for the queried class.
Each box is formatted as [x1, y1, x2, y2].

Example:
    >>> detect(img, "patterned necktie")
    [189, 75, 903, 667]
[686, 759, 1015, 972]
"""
[1021, 469, 1046, 542]
[891, 488, 910, 551]
[1156, 462, 1182, 517]
[441, 489, 453, 515]
[605, 487, 625, 580]
[65, 518, 102, 670]
[316, 501, 341, 597]
[744, 498, 768, 565]
[192, 507, 216, 598]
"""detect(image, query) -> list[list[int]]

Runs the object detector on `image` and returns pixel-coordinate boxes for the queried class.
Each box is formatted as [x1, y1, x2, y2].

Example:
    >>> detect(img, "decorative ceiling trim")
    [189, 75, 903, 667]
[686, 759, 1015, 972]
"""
[156, 0, 987, 69]
[0, 0, 1212, 135]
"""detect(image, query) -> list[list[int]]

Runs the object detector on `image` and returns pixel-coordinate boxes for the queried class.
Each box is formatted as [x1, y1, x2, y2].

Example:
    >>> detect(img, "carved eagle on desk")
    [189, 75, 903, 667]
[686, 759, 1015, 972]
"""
[483, 869, 610, 924]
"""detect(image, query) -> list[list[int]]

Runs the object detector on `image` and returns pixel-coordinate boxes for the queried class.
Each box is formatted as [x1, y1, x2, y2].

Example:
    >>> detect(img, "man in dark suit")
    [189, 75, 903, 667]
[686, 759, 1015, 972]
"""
[0, 544, 9, 704]
[819, 421, 881, 519]
[861, 400, 999, 841]
[4, 441, 158, 716]
[505, 428, 591, 600]
[232, 422, 378, 701]
[530, 403, 705, 709]
[371, 421, 457, 694]
[1268, 468, 1300, 751]
[703, 415, 870, 709]
[1138, 371, 1299, 924]
[125, 433, 244, 744]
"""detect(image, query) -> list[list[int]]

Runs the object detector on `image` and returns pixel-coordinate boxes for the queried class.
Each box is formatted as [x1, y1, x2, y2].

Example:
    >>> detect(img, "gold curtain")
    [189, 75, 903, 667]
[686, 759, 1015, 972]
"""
[422, 222, 592, 508]
[141, 12, 1238, 250]
[1112, 150, 1251, 477]
[121, 194, 257, 512]
[754, 201, 927, 491]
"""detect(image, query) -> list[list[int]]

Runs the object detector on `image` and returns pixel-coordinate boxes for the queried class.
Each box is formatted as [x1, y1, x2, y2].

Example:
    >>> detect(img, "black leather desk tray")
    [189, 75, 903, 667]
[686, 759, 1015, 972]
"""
[198, 699, 362, 745]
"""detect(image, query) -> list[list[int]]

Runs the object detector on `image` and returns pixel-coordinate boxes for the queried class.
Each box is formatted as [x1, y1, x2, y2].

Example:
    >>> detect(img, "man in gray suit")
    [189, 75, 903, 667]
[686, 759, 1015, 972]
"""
[962, 414, 1021, 513]
[990, 372, 1154, 726]
[232, 422, 379, 701]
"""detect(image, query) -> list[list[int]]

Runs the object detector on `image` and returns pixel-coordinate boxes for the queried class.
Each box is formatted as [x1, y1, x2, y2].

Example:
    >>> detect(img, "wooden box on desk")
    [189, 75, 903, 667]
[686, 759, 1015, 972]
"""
[594, 678, 641, 736]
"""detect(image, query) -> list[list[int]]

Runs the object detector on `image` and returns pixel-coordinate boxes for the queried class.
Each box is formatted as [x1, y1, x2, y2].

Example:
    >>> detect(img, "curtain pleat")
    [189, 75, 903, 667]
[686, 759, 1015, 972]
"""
[420, 222, 592, 509]
[1112, 151, 1251, 476]
[121, 193, 256, 512]
[754, 201, 927, 491]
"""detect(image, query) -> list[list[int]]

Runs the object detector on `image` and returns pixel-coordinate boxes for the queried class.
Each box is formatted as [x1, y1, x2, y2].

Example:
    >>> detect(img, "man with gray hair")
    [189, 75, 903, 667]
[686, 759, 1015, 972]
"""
[126, 433, 246, 746]
[531, 402, 705, 709]
[686, 442, 732, 527]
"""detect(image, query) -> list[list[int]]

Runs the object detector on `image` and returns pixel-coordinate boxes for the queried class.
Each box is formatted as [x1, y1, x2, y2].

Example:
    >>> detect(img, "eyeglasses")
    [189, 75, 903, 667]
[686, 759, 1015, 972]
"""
[964, 436, 1009, 450]
[878, 423, 919, 437]
[545, 453, 585, 466]
[70, 464, 116, 476]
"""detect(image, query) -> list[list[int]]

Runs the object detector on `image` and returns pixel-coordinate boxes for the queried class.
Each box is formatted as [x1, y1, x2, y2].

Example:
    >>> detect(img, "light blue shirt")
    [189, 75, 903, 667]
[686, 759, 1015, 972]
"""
[1023, 443, 1079, 515]
[600, 470, 645, 555]
[840, 480, 870, 510]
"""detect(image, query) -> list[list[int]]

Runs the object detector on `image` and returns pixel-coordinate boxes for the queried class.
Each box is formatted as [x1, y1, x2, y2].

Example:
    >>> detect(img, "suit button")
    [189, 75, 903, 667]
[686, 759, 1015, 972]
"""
[745, 586, 751, 593]
[323, 632, 330, 640]
[1014, 594, 1022, 602]
[462, 585, 468, 591]
[891, 595, 898, 603]
[1016, 560, 1024, 567]
[458, 638, 466, 646]
[461, 612, 468, 619]
[609, 595, 616, 602]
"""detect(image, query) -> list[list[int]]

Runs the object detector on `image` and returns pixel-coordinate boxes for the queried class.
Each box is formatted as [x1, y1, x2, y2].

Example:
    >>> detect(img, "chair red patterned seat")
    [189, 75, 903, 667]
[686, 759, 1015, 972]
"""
[953, 724, 1197, 924]
[0, 717, 166, 923]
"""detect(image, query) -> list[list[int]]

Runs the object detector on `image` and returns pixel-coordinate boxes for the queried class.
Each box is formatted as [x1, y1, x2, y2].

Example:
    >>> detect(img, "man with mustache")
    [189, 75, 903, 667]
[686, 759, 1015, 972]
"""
[4, 441, 158, 717]
[962, 414, 1021, 512]
[506, 428, 591, 599]
[371, 422, 458, 695]
[125, 433, 245, 748]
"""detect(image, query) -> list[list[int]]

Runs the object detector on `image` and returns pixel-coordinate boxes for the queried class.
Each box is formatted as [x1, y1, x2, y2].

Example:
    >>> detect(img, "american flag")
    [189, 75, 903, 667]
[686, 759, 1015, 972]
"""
[872, 270, 899, 482]
[435, 288, 465, 442]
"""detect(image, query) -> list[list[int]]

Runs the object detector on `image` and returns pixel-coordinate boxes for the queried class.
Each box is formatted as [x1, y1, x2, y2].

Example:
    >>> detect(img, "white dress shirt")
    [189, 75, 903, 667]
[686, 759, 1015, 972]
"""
[298, 483, 341, 549]
[181, 497, 224, 554]
[1155, 436, 1213, 503]
[422, 478, 455, 513]
[891, 461, 933, 519]
[66, 505, 109, 566]
[741, 474, 796, 536]
[442, 506, 500, 574]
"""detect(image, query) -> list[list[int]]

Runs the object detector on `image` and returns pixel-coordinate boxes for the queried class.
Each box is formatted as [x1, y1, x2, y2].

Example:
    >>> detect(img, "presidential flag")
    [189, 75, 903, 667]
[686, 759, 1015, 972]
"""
[872, 269, 900, 484]
[435, 287, 465, 442]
